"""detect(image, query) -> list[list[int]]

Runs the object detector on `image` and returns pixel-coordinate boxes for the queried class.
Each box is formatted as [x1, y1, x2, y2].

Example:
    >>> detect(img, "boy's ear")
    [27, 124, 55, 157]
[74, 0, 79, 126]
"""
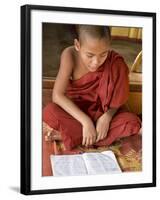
[74, 39, 80, 51]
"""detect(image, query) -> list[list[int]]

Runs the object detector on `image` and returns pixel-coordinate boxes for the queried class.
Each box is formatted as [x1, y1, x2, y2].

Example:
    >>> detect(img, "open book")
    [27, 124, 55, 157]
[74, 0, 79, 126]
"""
[50, 150, 122, 176]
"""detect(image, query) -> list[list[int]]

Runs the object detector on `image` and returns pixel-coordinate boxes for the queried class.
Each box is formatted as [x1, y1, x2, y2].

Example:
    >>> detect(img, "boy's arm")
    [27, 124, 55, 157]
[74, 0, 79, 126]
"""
[53, 47, 97, 146]
[105, 108, 118, 122]
[52, 47, 91, 126]
[95, 108, 118, 142]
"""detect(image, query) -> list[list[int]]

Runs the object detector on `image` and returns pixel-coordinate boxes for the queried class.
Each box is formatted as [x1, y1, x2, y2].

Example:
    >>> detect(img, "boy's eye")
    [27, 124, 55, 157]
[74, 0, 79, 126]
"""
[101, 54, 107, 57]
[87, 55, 93, 58]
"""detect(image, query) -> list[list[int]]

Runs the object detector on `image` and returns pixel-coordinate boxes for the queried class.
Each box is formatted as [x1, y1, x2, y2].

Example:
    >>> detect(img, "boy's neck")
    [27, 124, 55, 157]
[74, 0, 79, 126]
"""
[75, 50, 90, 73]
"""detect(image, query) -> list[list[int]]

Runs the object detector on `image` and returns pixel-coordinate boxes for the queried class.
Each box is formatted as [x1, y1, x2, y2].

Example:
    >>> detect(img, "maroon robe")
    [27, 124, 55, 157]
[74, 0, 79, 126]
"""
[43, 50, 141, 150]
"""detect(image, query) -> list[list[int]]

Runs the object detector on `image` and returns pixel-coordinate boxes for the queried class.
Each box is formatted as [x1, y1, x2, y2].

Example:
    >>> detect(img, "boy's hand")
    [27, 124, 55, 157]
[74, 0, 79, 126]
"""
[82, 119, 97, 147]
[96, 113, 111, 142]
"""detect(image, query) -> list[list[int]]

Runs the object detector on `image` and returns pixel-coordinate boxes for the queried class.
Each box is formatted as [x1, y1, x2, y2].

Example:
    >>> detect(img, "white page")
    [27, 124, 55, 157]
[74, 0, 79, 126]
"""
[50, 154, 88, 176]
[83, 151, 122, 175]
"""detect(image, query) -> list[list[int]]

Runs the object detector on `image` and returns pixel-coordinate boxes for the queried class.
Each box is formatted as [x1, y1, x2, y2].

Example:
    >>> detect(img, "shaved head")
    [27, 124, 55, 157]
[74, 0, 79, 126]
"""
[75, 25, 111, 44]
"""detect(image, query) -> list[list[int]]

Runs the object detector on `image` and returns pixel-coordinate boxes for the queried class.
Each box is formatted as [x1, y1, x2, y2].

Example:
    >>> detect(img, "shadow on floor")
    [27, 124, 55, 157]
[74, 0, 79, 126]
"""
[9, 186, 20, 193]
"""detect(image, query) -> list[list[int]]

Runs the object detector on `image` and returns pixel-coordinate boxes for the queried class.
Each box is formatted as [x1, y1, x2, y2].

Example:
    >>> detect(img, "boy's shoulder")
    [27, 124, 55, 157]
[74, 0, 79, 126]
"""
[61, 46, 76, 68]
[108, 50, 128, 72]
[61, 46, 76, 59]
[61, 46, 77, 65]
[108, 50, 124, 61]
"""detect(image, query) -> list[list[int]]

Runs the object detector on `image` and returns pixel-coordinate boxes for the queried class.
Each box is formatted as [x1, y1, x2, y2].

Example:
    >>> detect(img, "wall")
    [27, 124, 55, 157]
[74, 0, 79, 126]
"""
[111, 27, 142, 39]
[43, 24, 142, 78]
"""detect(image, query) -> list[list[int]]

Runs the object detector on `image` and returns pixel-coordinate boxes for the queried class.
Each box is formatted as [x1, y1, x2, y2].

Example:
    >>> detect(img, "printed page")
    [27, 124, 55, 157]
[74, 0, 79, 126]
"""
[50, 154, 88, 176]
[83, 151, 122, 175]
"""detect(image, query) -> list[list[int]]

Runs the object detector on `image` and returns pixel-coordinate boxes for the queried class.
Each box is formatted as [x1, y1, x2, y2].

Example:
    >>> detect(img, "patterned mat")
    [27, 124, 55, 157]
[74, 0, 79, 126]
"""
[42, 122, 142, 176]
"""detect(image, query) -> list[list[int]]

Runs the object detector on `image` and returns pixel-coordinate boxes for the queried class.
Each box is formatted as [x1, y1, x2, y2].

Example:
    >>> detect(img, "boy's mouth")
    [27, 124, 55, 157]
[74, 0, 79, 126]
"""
[89, 65, 99, 71]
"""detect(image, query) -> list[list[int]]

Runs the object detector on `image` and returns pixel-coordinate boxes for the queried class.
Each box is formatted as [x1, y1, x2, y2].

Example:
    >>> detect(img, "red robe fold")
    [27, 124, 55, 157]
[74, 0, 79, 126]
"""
[43, 50, 141, 150]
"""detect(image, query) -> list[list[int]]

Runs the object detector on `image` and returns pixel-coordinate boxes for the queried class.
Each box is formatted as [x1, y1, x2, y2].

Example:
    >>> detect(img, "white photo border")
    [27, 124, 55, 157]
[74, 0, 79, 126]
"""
[20, 5, 156, 195]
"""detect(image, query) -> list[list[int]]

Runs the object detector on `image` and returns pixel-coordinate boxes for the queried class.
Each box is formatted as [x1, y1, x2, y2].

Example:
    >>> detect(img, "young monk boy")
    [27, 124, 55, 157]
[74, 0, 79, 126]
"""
[43, 25, 141, 152]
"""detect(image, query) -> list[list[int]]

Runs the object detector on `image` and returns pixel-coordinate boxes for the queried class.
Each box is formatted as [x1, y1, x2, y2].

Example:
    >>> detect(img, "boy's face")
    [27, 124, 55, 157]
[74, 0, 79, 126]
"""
[74, 36, 110, 72]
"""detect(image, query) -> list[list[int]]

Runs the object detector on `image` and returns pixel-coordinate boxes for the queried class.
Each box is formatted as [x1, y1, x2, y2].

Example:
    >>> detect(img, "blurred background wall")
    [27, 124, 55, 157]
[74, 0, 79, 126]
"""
[42, 23, 142, 78]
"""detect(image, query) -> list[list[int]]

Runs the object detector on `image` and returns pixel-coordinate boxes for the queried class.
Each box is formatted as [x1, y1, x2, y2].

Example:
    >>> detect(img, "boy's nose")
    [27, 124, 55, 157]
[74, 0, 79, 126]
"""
[92, 58, 99, 66]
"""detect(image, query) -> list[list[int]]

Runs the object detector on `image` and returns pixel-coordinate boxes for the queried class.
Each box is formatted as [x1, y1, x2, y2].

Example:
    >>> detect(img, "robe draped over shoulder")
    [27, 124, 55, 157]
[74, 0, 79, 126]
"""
[66, 50, 129, 121]
[43, 50, 141, 150]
